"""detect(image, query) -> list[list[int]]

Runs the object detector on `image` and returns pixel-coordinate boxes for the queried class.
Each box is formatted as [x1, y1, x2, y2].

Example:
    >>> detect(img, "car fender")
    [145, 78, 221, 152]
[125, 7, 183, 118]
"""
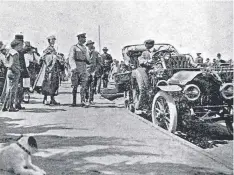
[157, 85, 182, 92]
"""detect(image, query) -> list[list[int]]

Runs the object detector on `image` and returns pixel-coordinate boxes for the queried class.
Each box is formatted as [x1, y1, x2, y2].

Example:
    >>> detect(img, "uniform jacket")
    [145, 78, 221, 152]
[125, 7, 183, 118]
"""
[138, 49, 153, 65]
[5, 49, 21, 74]
[86, 50, 102, 75]
[68, 43, 90, 73]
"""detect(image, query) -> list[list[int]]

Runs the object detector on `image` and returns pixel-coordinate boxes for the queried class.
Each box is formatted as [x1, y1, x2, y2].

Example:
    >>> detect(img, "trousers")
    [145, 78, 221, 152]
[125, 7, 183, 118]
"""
[71, 71, 88, 103]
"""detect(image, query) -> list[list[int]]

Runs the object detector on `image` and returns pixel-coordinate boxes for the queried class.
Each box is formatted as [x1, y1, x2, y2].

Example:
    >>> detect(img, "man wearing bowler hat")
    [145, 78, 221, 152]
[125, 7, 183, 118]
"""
[69, 33, 91, 107]
[14, 34, 29, 110]
[101, 47, 113, 88]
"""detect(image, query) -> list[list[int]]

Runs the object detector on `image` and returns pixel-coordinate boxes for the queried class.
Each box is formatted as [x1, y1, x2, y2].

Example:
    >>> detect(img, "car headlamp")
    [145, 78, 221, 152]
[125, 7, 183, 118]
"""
[183, 84, 200, 101]
[220, 83, 233, 100]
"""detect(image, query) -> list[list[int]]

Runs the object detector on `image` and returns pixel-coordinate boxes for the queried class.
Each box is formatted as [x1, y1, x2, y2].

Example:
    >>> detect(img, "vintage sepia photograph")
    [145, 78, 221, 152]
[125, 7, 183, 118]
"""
[0, 0, 233, 174]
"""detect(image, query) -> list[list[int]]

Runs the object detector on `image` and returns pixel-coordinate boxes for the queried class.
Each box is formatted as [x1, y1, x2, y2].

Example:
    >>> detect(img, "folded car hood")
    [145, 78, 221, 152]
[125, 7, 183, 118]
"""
[168, 71, 203, 85]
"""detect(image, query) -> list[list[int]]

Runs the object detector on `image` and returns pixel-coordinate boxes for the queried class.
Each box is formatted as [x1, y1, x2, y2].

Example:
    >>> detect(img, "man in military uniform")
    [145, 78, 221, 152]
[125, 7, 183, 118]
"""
[14, 34, 29, 110]
[101, 47, 113, 88]
[69, 33, 91, 107]
[195, 53, 203, 64]
[85, 40, 101, 104]
[132, 39, 155, 115]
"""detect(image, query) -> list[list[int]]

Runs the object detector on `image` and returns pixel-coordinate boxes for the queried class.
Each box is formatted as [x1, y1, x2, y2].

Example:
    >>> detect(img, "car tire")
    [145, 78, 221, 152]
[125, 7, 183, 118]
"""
[151, 90, 178, 133]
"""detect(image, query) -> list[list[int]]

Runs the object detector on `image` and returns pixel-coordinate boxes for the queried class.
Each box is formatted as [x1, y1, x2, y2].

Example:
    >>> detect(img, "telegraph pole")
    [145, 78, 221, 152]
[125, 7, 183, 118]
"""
[98, 25, 101, 53]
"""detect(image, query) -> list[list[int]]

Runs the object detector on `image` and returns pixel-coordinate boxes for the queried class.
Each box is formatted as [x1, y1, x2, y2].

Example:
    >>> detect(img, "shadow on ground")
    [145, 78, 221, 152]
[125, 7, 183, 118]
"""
[32, 135, 231, 175]
[23, 108, 66, 113]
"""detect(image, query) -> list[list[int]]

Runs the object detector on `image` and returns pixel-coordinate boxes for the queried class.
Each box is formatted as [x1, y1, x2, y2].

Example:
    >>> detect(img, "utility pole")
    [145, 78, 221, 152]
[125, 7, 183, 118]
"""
[98, 25, 101, 53]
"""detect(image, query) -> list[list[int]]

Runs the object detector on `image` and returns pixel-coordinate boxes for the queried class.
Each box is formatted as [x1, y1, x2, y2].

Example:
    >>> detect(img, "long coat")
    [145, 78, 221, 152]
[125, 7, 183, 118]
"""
[34, 46, 60, 96]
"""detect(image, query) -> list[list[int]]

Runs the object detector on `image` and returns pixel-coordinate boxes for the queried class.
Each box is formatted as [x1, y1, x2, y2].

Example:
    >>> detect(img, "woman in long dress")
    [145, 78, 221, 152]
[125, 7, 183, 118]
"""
[34, 35, 60, 105]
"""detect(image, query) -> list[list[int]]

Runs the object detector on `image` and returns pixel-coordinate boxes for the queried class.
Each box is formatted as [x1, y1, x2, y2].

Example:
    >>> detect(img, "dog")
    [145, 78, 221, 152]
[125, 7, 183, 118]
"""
[0, 135, 46, 175]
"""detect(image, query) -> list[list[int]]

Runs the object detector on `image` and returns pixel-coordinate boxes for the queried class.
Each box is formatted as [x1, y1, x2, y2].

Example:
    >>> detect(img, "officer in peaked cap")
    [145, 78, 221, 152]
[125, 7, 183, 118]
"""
[77, 33, 86, 39]
[68, 32, 90, 107]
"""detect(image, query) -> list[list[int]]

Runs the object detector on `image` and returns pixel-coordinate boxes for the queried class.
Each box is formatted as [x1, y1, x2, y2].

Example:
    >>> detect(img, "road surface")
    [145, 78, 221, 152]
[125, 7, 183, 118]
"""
[0, 82, 233, 175]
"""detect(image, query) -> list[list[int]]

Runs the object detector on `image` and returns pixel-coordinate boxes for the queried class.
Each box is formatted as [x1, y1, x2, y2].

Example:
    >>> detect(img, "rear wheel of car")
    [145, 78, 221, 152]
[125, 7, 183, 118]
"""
[225, 107, 233, 136]
[151, 91, 178, 133]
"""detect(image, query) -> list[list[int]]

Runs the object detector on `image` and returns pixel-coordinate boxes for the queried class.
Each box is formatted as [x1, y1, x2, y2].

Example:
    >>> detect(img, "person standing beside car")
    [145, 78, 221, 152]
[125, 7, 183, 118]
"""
[1, 40, 22, 112]
[101, 47, 113, 88]
[132, 39, 155, 115]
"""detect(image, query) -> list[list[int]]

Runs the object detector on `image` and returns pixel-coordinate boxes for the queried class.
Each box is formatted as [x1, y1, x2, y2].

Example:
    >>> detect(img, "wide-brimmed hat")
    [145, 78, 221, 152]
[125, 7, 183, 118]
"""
[86, 40, 95, 46]
[47, 35, 56, 40]
[102, 47, 108, 51]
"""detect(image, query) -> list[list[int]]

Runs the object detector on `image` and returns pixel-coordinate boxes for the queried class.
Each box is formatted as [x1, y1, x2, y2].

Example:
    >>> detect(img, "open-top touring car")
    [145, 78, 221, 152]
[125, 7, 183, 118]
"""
[101, 43, 233, 135]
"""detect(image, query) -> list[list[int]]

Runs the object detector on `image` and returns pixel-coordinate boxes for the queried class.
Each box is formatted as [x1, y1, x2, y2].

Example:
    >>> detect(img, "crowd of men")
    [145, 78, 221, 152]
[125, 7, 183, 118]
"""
[194, 52, 232, 67]
[0, 34, 232, 113]
[0, 33, 115, 112]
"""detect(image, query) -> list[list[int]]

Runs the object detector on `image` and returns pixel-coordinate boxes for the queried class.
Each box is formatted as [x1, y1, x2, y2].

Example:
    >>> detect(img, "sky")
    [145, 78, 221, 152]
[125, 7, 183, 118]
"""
[0, 1, 233, 61]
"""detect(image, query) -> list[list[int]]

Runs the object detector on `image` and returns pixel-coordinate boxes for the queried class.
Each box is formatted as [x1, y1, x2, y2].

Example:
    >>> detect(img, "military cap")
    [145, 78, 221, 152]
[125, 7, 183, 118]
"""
[15, 34, 24, 41]
[86, 40, 95, 46]
[47, 35, 56, 40]
[102, 47, 108, 50]
[217, 53, 221, 57]
[0, 41, 3, 45]
[144, 39, 155, 45]
[0, 45, 6, 51]
[196, 53, 201, 55]
[77, 33, 86, 38]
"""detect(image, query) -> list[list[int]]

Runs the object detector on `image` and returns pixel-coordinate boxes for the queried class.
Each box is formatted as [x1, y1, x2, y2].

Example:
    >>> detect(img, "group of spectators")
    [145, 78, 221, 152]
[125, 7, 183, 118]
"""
[0, 33, 116, 111]
[194, 52, 232, 67]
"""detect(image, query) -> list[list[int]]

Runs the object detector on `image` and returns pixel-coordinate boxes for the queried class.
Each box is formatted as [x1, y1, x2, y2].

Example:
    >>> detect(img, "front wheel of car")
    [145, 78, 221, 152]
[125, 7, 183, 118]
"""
[151, 91, 177, 133]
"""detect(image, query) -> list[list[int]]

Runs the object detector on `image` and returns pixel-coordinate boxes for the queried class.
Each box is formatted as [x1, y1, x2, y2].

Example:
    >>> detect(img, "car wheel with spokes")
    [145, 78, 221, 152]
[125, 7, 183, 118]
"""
[151, 91, 178, 133]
